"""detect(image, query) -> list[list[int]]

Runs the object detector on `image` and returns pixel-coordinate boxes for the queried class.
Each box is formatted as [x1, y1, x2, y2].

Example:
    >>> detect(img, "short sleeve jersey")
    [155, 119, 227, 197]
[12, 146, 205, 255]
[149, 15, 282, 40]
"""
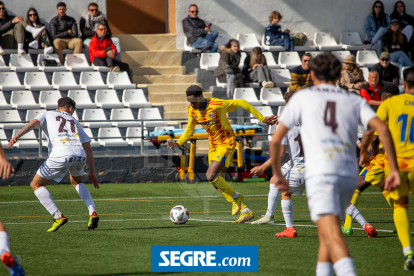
[35, 111, 91, 158]
[281, 124, 304, 162]
[279, 84, 377, 179]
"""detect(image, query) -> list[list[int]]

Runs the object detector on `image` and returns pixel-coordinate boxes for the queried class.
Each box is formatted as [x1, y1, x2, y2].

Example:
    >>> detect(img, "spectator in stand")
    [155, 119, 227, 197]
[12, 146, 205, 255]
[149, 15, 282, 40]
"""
[360, 71, 382, 107]
[89, 23, 129, 74]
[390, 1, 414, 44]
[371, 51, 400, 86]
[50, 2, 82, 65]
[25, 8, 53, 55]
[339, 55, 367, 94]
[242, 47, 274, 88]
[214, 39, 245, 98]
[288, 53, 312, 91]
[0, 1, 46, 55]
[182, 4, 218, 53]
[264, 11, 293, 51]
[382, 19, 414, 71]
[365, 1, 390, 56]
[80, 2, 121, 62]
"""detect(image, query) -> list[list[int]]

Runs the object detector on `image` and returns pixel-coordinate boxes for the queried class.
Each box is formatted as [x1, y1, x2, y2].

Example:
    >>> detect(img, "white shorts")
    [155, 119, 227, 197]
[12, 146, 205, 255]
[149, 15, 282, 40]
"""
[37, 156, 86, 183]
[281, 160, 306, 196]
[306, 174, 357, 223]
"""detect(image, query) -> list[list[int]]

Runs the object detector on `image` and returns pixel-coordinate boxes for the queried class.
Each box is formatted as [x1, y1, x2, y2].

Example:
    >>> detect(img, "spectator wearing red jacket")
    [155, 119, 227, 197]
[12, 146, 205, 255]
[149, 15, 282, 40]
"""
[360, 71, 383, 107]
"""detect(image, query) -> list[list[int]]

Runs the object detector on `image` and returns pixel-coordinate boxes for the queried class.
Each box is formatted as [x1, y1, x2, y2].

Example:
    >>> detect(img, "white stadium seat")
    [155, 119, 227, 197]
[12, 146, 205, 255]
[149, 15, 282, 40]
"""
[260, 87, 285, 106]
[154, 126, 175, 131]
[356, 50, 379, 68]
[26, 109, 45, 122]
[82, 128, 100, 147]
[268, 124, 277, 141]
[110, 108, 141, 127]
[9, 54, 37, 72]
[250, 106, 273, 125]
[67, 90, 96, 109]
[0, 110, 24, 129]
[65, 54, 93, 72]
[24, 72, 53, 91]
[0, 92, 11, 110]
[80, 72, 109, 90]
[331, 50, 351, 62]
[10, 90, 40, 109]
[233, 88, 262, 105]
[237, 33, 261, 52]
[126, 127, 150, 146]
[52, 72, 81, 90]
[95, 90, 124, 108]
[37, 54, 65, 72]
[122, 89, 151, 108]
[340, 31, 368, 50]
[263, 52, 281, 69]
[12, 128, 38, 148]
[305, 51, 323, 58]
[39, 90, 62, 109]
[0, 56, 10, 72]
[277, 106, 285, 116]
[238, 52, 247, 70]
[183, 36, 201, 53]
[200, 53, 220, 71]
[278, 52, 301, 69]
[313, 32, 342, 51]
[271, 69, 291, 87]
[98, 127, 128, 147]
[0, 72, 25, 91]
[138, 108, 167, 127]
[360, 67, 369, 82]
[0, 129, 8, 148]
[82, 109, 112, 128]
[292, 32, 318, 51]
[106, 71, 136, 89]
[261, 34, 285, 52]
[216, 78, 227, 88]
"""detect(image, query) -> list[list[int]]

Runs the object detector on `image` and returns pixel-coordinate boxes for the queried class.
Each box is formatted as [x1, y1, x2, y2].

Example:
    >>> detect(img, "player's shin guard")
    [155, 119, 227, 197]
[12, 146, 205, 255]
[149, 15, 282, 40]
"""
[219, 190, 234, 203]
[266, 183, 280, 217]
[394, 201, 411, 250]
[75, 183, 96, 216]
[382, 190, 393, 207]
[344, 190, 361, 228]
[34, 186, 61, 218]
[211, 177, 236, 198]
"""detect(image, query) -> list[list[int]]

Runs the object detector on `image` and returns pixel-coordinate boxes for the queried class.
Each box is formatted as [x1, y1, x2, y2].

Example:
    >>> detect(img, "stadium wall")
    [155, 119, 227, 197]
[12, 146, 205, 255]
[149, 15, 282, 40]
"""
[175, 0, 414, 50]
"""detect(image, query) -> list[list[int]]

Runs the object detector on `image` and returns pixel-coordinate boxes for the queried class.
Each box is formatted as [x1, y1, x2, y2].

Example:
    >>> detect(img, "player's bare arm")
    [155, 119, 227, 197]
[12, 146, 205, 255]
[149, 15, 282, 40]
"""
[359, 130, 375, 168]
[82, 142, 99, 189]
[250, 144, 286, 176]
[0, 146, 14, 179]
[270, 123, 290, 191]
[8, 119, 41, 148]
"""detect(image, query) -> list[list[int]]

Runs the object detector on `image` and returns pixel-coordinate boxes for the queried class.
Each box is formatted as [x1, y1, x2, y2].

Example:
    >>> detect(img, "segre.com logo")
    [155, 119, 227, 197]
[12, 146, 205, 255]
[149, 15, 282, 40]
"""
[151, 245, 258, 272]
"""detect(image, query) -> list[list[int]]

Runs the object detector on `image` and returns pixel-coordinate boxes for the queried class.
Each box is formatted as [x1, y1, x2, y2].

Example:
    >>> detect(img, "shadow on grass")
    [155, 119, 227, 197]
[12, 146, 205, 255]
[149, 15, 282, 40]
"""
[74, 224, 218, 232]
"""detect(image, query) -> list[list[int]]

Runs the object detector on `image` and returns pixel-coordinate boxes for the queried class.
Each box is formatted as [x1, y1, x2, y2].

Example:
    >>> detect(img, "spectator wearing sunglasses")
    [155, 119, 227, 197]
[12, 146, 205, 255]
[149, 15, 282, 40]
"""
[0, 1, 46, 55]
[50, 2, 83, 65]
[371, 52, 400, 86]
[288, 53, 313, 91]
[80, 2, 121, 62]
[364, 1, 390, 56]
[182, 4, 218, 52]
[25, 8, 53, 55]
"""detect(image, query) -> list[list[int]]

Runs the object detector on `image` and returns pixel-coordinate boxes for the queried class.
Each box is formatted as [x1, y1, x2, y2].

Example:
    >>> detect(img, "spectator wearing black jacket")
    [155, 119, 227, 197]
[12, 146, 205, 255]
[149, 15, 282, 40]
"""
[80, 2, 121, 62]
[50, 2, 82, 64]
[25, 8, 53, 55]
[390, 1, 413, 43]
[182, 4, 218, 52]
[371, 52, 400, 86]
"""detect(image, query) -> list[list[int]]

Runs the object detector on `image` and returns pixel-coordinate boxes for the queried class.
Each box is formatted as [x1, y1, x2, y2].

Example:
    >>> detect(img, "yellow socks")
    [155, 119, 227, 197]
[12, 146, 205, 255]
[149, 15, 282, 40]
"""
[211, 177, 236, 198]
[344, 190, 361, 228]
[219, 190, 234, 203]
[382, 190, 393, 207]
[394, 203, 411, 249]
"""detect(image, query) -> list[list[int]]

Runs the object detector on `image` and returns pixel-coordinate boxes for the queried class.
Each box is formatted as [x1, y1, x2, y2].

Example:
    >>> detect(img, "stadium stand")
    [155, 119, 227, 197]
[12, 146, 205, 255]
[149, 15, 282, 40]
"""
[314, 32, 343, 51]
[9, 54, 37, 72]
[262, 52, 281, 69]
[278, 52, 302, 69]
[331, 50, 352, 62]
[110, 108, 141, 127]
[82, 109, 112, 128]
[37, 54, 65, 72]
[107, 71, 136, 89]
[0, 92, 11, 110]
[80, 72, 109, 90]
[0, 110, 24, 129]
[24, 72, 53, 91]
[65, 54, 93, 72]
[0, 56, 10, 72]
[98, 127, 129, 147]
[261, 34, 285, 52]
[250, 106, 273, 124]
[122, 89, 152, 108]
[67, 90, 96, 109]
[271, 69, 291, 87]
[233, 88, 262, 106]
[0, 72, 25, 91]
[11, 91, 40, 110]
[200, 53, 220, 71]
[11, 128, 39, 148]
[83, 128, 100, 147]
[339, 31, 368, 50]
[237, 33, 262, 52]
[39, 91, 62, 109]
[356, 50, 380, 68]
[138, 108, 167, 127]
[95, 90, 124, 109]
[52, 72, 82, 90]
[260, 87, 285, 106]
[126, 127, 150, 146]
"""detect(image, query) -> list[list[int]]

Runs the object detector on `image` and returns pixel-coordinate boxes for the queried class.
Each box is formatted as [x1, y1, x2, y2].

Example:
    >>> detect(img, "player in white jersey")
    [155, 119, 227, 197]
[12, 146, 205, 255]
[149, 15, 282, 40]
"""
[270, 54, 400, 276]
[251, 90, 305, 238]
[8, 97, 100, 233]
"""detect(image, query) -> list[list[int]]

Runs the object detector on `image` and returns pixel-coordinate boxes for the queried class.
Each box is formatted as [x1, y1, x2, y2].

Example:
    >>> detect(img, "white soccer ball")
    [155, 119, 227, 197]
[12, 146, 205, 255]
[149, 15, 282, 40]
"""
[170, 205, 189, 224]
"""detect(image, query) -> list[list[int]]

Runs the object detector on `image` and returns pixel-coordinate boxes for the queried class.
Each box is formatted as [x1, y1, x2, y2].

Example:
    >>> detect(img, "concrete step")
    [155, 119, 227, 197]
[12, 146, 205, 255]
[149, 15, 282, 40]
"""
[139, 83, 202, 93]
[123, 50, 182, 67]
[164, 111, 188, 119]
[162, 102, 189, 112]
[133, 75, 197, 84]
[131, 66, 186, 75]
[115, 34, 176, 51]
[149, 92, 212, 104]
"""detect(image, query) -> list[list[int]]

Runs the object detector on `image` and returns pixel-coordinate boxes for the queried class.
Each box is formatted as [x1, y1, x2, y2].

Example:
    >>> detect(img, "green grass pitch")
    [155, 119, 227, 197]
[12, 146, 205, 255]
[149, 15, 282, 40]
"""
[0, 181, 411, 275]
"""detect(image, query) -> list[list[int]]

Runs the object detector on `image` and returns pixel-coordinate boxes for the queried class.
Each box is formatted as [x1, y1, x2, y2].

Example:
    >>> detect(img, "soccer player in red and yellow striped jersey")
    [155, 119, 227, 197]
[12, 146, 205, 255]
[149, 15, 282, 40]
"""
[167, 85, 277, 223]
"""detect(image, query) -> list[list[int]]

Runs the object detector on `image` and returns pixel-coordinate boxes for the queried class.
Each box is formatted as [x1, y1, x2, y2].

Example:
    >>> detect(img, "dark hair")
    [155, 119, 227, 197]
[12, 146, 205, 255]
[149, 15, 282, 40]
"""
[269, 11, 283, 23]
[302, 53, 312, 59]
[186, 85, 203, 97]
[372, 1, 387, 30]
[300, 83, 314, 90]
[58, 97, 76, 109]
[88, 2, 98, 9]
[26, 8, 42, 26]
[97, 23, 107, 29]
[403, 66, 414, 89]
[225, 39, 240, 49]
[381, 83, 400, 97]
[57, 2, 66, 9]
[309, 54, 342, 82]
[0, 1, 4, 7]
[188, 4, 198, 10]
[391, 1, 405, 18]
[283, 90, 297, 104]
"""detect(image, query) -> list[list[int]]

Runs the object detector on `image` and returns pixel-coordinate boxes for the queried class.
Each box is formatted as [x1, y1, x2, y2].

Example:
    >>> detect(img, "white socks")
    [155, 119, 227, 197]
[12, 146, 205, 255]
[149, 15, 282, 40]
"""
[265, 183, 280, 217]
[404, 246, 413, 256]
[282, 199, 294, 228]
[231, 191, 239, 199]
[75, 183, 96, 216]
[34, 186, 60, 218]
[0, 231, 10, 253]
[241, 207, 251, 213]
[333, 257, 356, 276]
[345, 204, 367, 228]
[316, 262, 333, 276]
